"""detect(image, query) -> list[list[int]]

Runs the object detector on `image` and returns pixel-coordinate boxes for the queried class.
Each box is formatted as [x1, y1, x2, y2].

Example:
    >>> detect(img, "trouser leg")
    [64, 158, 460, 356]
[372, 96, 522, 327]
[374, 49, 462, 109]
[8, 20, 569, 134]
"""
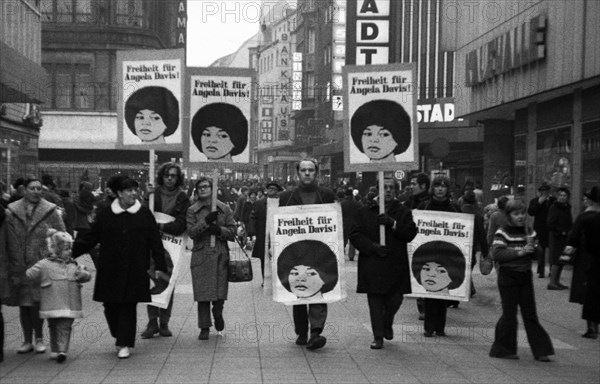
[212, 300, 225, 331]
[308, 304, 327, 334]
[159, 294, 175, 325]
[31, 303, 44, 340]
[147, 304, 159, 321]
[103, 303, 118, 339]
[197, 302, 212, 329]
[48, 319, 58, 352]
[424, 299, 446, 333]
[104, 303, 137, 347]
[115, 303, 137, 348]
[490, 279, 519, 356]
[20, 306, 33, 343]
[52, 318, 74, 353]
[519, 274, 554, 357]
[367, 294, 385, 338]
[292, 305, 309, 336]
[383, 291, 404, 331]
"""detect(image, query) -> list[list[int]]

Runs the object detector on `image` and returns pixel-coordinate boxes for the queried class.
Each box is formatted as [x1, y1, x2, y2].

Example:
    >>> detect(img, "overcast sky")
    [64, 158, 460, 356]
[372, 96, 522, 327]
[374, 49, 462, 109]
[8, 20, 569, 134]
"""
[187, 0, 265, 67]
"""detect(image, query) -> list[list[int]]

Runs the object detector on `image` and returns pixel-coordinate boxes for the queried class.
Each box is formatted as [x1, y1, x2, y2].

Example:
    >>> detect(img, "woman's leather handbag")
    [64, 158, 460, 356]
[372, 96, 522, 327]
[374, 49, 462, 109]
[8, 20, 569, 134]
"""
[228, 238, 253, 283]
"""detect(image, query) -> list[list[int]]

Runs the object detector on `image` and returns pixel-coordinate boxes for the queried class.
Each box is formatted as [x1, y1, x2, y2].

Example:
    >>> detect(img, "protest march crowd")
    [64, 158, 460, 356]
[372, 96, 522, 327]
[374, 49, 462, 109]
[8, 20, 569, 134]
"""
[0, 159, 598, 365]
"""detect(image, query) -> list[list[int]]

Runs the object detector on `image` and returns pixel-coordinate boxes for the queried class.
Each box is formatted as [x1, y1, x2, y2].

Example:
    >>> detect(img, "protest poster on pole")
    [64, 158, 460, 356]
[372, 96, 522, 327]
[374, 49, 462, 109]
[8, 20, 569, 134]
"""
[407, 210, 474, 302]
[269, 203, 346, 305]
[149, 212, 191, 309]
[117, 49, 184, 150]
[343, 63, 418, 173]
[184, 67, 254, 167]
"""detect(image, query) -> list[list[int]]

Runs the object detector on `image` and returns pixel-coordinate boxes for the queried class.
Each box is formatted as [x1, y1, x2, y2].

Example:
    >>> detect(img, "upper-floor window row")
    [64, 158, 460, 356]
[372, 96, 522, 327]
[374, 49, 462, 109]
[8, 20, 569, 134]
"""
[41, 0, 147, 27]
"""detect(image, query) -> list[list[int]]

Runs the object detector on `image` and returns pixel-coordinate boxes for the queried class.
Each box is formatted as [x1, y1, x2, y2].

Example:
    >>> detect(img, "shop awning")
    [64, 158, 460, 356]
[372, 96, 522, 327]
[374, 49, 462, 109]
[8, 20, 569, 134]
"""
[0, 42, 49, 104]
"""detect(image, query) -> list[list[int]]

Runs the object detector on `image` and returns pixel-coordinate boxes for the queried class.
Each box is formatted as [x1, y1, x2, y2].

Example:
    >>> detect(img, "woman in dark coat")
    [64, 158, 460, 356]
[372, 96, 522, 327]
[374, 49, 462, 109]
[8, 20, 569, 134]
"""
[350, 178, 417, 349]
[547, 187, 573, 290]
[416, 177, 460, 337]
[566, 186, 600, 339]
[73, 176, 167, 359]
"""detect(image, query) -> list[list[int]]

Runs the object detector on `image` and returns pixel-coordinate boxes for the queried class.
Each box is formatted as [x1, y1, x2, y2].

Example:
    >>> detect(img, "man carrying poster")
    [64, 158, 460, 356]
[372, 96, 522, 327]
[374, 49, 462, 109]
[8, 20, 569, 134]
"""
[349, 177, 418, 349]
[141, 162, 190, 339]
[278, 158, 336, 351]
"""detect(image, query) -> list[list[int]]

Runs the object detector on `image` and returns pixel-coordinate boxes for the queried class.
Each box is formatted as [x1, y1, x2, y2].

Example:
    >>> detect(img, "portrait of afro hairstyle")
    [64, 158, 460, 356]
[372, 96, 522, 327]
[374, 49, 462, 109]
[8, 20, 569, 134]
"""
[411, 241, 466, 290]
[350, 99, 412, 156]
[191, 103, 248, 157]
[157, 162, 184, 188]
[125, 86, 180, 138]
[277, 240, 339, 294]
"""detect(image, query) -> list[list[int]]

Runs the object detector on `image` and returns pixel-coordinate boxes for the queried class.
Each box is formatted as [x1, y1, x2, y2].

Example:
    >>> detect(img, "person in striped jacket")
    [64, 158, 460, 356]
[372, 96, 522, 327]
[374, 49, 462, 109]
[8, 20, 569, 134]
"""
[489, 199, 554, 362]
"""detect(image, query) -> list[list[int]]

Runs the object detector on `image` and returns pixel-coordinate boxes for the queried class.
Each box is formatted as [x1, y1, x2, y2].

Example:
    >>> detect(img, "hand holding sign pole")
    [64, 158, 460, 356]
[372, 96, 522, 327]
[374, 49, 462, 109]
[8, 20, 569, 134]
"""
[379, 171, 385, 245]
[210, 170, 219, 248]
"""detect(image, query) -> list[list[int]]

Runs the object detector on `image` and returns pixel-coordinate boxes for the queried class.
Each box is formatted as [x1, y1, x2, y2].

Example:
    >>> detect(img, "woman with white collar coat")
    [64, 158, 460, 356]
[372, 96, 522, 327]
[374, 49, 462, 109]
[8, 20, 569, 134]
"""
[73, 175, 167, 359]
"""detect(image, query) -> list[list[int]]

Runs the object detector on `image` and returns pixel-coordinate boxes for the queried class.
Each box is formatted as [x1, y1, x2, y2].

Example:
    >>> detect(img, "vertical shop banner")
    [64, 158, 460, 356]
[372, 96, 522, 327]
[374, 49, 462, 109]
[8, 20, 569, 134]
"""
[407, 211, 474, 302]
[117, 49, 184, 150]
[149, 212, 192, 309]
[269, 204, 346, 305]
[184, 67, 254, 166]
[343, 63, 418, 173]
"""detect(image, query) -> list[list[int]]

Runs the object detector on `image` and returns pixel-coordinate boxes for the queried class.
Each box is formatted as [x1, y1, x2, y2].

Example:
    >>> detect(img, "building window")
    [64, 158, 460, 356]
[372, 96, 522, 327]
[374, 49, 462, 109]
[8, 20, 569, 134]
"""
[261, 120, 273, 142]
[305, 73, 315, 99]
[308, 28, 315, 53]
[536, 127, 571, 188]
[116, 0, 143, 27]
[582, 120, 600, 192]
[41, 0, 92, 23]
[45, 63, 97, 110]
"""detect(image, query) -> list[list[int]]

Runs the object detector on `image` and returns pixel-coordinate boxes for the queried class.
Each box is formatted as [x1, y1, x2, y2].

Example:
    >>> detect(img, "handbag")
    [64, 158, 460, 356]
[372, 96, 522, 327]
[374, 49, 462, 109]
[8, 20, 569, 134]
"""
[228, 237, 253, 283]
[479, 253, 494, 275]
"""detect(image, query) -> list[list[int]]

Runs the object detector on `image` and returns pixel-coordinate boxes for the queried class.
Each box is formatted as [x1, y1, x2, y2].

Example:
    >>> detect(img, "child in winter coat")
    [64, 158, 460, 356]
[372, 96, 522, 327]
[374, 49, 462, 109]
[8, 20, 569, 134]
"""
[26, 229, 91, 363]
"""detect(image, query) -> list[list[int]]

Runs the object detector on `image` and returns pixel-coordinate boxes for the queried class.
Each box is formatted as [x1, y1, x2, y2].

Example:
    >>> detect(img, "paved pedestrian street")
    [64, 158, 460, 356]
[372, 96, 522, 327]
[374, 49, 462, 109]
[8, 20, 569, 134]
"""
[1, 245, 598, 384]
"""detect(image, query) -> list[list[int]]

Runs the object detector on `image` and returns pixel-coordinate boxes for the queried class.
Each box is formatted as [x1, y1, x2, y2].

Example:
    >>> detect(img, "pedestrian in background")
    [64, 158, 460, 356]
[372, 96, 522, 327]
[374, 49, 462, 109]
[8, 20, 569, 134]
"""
[489, 199, 554, 362]
[73, 175, 167, 359]
[547, 187, 573, 290]
[527, 182, 554, 278]
[187, 177, 236, 341]
[5, 176, 66, 354]
[340, 187, 361, 261]
[566, 186, 600, 339]
[141, 162, 190, 339]
[248, 181, 282, 284]
[349, 177, 417, 349]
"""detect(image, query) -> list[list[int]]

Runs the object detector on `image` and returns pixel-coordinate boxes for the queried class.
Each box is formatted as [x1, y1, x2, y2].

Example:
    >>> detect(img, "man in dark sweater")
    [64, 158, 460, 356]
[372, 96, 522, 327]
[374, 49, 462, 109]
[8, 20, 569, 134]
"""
[527, 182, 555, 278]
[404, 173, 430, 210]
[278, 158, 335, 351]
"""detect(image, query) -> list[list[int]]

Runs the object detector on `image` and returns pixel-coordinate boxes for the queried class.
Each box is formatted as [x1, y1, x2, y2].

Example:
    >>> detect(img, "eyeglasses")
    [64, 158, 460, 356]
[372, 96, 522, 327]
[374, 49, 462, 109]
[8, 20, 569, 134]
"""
[165, 173, 179, 179]
[196, 185, 211, 190]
